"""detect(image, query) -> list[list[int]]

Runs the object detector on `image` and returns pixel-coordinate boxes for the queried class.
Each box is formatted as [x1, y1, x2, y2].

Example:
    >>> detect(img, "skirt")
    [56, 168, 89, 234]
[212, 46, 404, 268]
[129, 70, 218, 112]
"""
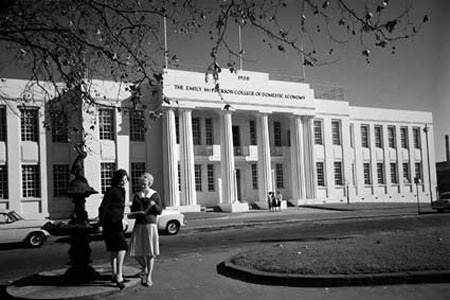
[103, 229, 128, 252]
[129, 223, 159, 257]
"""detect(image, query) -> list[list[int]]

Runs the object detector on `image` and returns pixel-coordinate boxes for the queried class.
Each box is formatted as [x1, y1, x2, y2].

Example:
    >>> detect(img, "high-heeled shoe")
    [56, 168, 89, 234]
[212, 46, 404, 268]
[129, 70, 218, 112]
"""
[116, 280, 126, 290]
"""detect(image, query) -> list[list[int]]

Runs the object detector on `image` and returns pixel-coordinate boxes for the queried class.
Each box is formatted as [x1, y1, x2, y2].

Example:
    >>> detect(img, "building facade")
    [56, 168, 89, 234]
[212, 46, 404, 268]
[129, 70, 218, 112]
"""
[0, 69, 437, 219]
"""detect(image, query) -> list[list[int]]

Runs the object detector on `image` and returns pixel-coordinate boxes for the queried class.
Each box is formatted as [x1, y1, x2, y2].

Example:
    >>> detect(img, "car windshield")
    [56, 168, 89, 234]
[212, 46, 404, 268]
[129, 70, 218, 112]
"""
[10, 211, 23, 221]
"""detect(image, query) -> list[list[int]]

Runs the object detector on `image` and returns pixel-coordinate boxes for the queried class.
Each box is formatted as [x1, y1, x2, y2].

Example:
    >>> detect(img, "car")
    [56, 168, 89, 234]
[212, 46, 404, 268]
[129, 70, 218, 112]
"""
[0, 210, 52, 247]
[432, 192, 450, 213]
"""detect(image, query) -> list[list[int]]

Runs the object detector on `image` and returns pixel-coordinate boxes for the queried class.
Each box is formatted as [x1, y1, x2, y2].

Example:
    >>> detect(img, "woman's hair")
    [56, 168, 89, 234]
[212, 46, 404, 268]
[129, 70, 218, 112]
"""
[111, 169, 129, 187]
[139, 172, 154, 188]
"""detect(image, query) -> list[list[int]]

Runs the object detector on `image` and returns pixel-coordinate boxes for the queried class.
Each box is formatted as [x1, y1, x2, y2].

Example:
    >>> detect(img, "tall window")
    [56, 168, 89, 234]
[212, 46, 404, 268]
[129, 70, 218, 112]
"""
[99, 108, 115, 140]
[194, 164, 202, 191]
[374, 126, 382, 148]
[390, 163, 398, 184]
[331, 120, 341, 145]
[192, 118, 201, 145]
[377, 163, 385, 184]
[207, 164, 215, 191]
[349, 124, 354, 148]
[0, 165, 7, 199]
[0, 106, 6, 142]
[400, 127, 408, 148]
[274, 121, 282, 146]
[251, 164, 258, 189]
[20, 107, 39, 142]
[51, 112, 68, 143]
[413, 127, 421, 149]
[131, 162, 146, 193]
[276, 163, 284, 188]
[205, 118, 214, 145]
[415, 162, 422, 182]
[177, 163, 181, 191]
[100, 162, 116, 194]
[22, 165, 40, 198]
[361, 125, 369, 148]
[130, 110, 145, 141]
[175, 116, 180, 144]
[316, 162, 325, 186]
[249, 120, 257, 145]
[53, 164, 69, 197]
[334, 161, 343, 186]
[388, 126, 396, 148]
[314, 120, 323, 145]
[363, 163, 371, 185]
[402, 162, 410, 183]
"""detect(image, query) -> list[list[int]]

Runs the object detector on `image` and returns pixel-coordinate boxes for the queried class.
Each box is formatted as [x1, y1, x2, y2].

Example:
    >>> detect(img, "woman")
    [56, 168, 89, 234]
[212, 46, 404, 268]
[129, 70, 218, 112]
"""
[99, 169, 129, 289]
[128, 173, 162, 287]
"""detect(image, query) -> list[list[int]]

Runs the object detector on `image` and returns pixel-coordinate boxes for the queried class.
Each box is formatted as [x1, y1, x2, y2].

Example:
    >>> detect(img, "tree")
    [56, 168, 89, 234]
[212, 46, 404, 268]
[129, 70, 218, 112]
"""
[0, 0, 428, 141]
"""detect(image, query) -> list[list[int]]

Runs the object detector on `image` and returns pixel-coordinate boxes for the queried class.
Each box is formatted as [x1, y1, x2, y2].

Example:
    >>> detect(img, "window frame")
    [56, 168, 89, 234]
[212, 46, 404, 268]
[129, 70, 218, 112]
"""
[387, 126, 396, 148]
[331, 120, 341, 146]
[316, 162, 325, 186]
[273, 121, 282, 147]
[334, 161, 343, 186]
[363, 163, 371, 185]
[377, 163, 385, 184]
[194, 164, 202, 191]
[0, 165, 8, 199]
[130, 110, 145, 142]
[53, 164, 69, 197]
[22, 164, 41, 198]
[131, 162, 146, 193]
[20, 107, 39, 142]
[374, 125, 382, 148]
[100, 162, 116, 194]
[275, 163, 284, 188]
[99, 108, 115, 141]
[361, 125, 369, 148]
[207, 164, 215, 191]
[314, 120, 323, 145]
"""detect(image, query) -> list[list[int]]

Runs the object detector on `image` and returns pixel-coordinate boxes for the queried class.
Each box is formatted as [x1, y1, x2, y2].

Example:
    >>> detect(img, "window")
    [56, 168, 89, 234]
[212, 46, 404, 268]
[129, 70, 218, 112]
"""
[131, 162, 146, 193]
[314, 120, 323, 145]
[22, 165, 40, 198]
[413, 127, 421, 149]
[207, 164, 215, 191]
[192, 118, 201, 145]
[250, 120, 257, 145]
[175, 116, 180, 144]
[100, 162, 116, 194]
[390, 163, 398, 184]
[388, 126, 396, 148]
[205, 118, 214, 145]
[130, 110, 145, 141]
[251, 164, 258, 189]
[53, 164, 69, 197]
[363, 163, 371, 185]
[351, 163, 356, 185]
[0, 165, 7, 199]
[415, 162, 422, 182]
[274, 121, 282, 147]
[361, 125, 369, 148]
[349, 124, 354, 148]
[99, 109, 115, 140]
[276, 163, 284, 188]
[334, 161, 343, 186]
[331, 120, 341, 145]
[21, 107, 39, 142]
[402, 163, 410, 183]
[374, 126, 382, 148]
[0, 106, 5, 142]
[177, 163, 181, 191]
[377, 163, 385, 184]
[400, 127, 408, 148]
[195, 164, 202, 191]
[316, 162, 325, 186]
[51, 112, 68, 143]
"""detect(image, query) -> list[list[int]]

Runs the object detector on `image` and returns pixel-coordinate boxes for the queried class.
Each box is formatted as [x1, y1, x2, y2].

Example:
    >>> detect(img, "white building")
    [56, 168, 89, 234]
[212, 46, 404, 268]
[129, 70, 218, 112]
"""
[0, 69, 437, 219]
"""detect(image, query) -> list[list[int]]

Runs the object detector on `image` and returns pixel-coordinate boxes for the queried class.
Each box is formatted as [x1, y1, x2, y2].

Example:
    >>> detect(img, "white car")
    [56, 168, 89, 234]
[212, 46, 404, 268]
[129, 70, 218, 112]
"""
[0, 210, 51, 247]
[124, 209, 185, 235]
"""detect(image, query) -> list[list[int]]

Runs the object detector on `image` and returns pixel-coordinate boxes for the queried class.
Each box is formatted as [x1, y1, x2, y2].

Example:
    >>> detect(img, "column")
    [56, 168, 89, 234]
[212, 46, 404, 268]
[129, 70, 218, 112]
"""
[179, 109, 199, 211]
[257, 113, 272, 201]
[382, 125, 392, 195]
[289, 116, 305, 204]
[369, 124, 377, 196]
[302, 116, 317, 199]
[353, 122, 364, 199]
[341, 117, 352, 202]
[6, 103, 21, 212]
[162, 108, 179, 208]
[219, 111, 236, 204]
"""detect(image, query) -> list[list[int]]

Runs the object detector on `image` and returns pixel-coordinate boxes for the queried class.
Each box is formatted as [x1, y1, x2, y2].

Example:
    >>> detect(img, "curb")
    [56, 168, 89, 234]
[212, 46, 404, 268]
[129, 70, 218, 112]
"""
[219, 260, 450, 287]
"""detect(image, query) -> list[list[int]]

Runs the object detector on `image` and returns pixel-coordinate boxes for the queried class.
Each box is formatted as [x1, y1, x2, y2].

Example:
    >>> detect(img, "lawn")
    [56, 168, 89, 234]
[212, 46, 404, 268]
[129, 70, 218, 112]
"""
[229, 227, 450, 275]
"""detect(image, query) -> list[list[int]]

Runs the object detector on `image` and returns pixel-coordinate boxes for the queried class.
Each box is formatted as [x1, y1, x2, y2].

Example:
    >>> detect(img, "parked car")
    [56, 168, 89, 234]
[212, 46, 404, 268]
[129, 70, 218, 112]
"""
[0, 210, 51, 247]
[92, 209, 185, 235]
[432, 192, 450, 212]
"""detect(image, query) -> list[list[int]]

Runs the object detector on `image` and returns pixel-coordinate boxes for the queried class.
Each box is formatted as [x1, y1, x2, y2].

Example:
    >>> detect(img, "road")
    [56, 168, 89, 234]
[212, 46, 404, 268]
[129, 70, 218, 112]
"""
[1, 212, 449, 286]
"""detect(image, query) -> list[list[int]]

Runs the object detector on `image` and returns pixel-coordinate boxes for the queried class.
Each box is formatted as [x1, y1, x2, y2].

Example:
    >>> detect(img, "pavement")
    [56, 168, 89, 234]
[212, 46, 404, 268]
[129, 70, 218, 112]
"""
[5, 202, 450, 300]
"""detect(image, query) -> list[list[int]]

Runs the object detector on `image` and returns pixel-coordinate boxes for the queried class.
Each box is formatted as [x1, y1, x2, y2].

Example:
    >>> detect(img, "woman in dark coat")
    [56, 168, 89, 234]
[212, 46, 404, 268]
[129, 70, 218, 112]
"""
[99, 169, 129, 289]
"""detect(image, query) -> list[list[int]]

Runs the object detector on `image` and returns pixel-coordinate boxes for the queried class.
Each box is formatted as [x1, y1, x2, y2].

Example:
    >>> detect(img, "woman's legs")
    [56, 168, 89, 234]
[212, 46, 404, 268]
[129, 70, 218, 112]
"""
[116, 250, 126, 282]
[109, 251, 117, 278]
[134, 256, 147, 275]
[145, 256, 155, 284]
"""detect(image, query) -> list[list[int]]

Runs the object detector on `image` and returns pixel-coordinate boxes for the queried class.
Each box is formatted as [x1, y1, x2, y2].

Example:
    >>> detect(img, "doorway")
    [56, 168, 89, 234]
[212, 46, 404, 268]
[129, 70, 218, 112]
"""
[235, 168, 242, 201]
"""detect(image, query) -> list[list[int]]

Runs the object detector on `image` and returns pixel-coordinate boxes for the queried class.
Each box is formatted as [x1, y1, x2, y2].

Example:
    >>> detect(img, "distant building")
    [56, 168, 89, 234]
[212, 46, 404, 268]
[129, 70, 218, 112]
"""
[0, 69, 437, 219]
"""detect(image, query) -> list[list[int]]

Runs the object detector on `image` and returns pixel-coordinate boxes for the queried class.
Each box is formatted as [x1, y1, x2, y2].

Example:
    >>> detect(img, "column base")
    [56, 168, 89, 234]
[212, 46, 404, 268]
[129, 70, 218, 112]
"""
[218, 202, 250, 213]
[173, 205, 201, 213]
[288, 199, 306, 207]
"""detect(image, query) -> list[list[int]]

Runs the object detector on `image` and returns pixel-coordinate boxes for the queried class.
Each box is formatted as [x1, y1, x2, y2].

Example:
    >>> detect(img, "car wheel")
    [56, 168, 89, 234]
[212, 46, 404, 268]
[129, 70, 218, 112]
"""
[26, 232, 46, 247]
[166, 220, 180, 235]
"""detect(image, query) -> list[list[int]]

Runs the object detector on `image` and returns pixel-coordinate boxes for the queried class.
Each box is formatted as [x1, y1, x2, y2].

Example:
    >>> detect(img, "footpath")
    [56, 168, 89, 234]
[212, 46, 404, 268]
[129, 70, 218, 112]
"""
[6, 202, 450, 300]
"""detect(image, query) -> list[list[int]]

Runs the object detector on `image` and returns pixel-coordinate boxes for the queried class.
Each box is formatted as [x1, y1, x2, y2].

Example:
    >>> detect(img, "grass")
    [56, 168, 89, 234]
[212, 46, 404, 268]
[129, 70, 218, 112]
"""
[230, 227, 450, 275]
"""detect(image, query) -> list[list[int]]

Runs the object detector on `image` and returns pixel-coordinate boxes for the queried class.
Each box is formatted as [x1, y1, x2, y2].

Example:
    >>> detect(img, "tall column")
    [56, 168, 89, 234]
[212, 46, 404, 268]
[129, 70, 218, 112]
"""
[302, 116, 317, 199]
[257, 113, 272, 201]
[219, 111, 236, 204]
[289, 116, 305, 204]
[179, 109, 198, 210]
[162, 108, 179, 208]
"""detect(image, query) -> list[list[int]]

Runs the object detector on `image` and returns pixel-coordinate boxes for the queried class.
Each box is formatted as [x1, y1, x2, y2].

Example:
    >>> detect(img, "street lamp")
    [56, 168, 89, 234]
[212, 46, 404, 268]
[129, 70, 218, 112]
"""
[423, 125, 433, 204]
[414, 176, 422, 214]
